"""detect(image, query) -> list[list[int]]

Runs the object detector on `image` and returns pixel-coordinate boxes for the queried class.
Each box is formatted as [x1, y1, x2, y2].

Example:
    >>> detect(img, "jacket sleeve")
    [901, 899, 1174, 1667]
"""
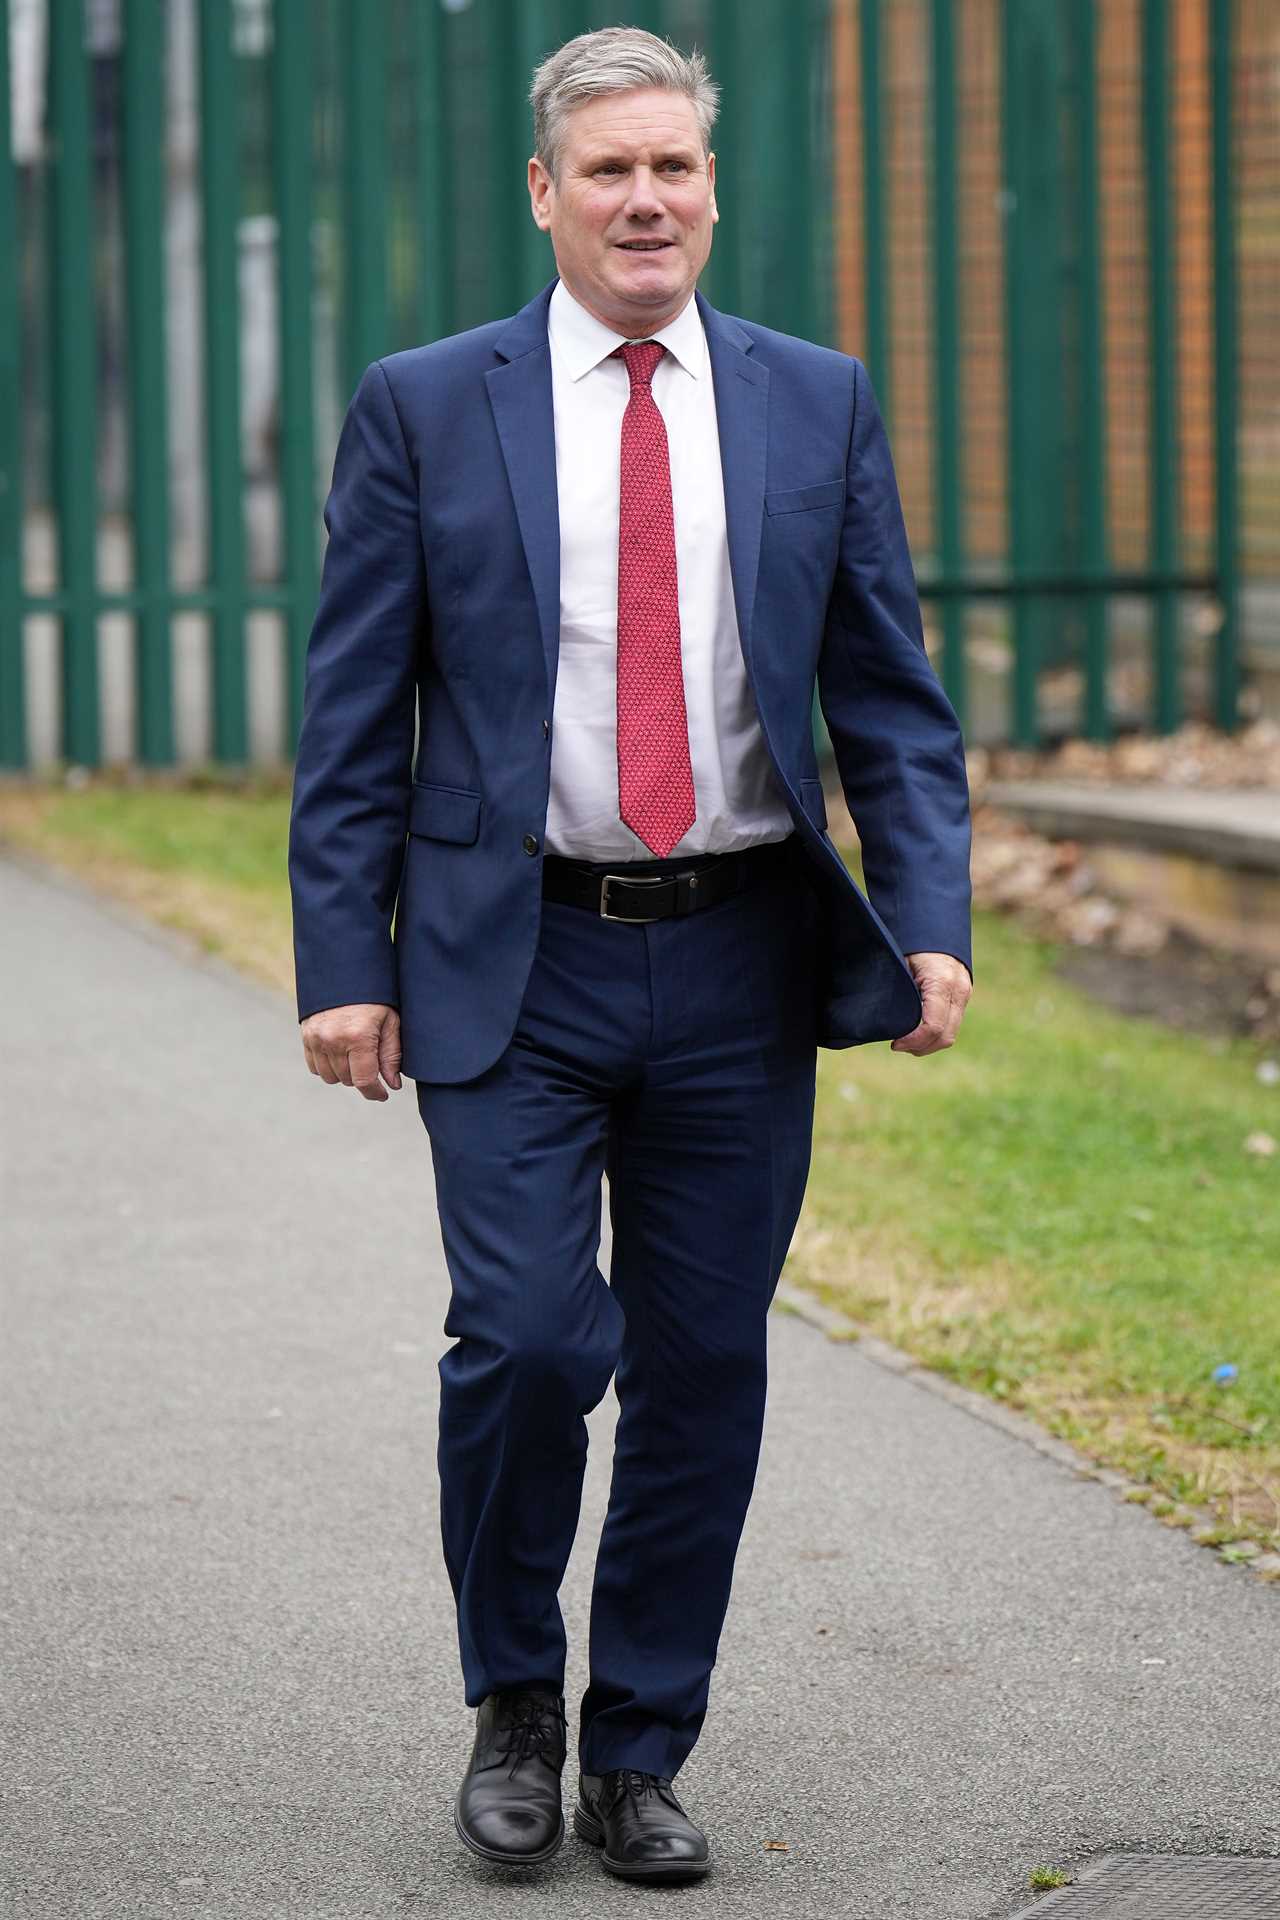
[816, 356, 973, 978]
[287, 360, 425, 1021]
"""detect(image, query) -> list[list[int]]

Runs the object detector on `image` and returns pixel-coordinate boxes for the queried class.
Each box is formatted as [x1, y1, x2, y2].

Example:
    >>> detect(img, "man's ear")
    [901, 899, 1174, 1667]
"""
[528, 155, 553, 233]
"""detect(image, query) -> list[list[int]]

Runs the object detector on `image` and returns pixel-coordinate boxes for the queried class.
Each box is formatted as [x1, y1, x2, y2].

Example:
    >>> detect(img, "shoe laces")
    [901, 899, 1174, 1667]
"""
[492, 1689, 566, 1777]
[604, 1766, 672, 1808]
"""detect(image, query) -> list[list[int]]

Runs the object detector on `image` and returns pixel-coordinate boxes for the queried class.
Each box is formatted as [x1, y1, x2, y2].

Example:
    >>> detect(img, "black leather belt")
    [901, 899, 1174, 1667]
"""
[542, 838, 792, 923]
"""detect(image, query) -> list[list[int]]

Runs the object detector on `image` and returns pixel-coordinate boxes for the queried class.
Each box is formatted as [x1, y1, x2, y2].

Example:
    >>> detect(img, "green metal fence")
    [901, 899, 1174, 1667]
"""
[836, 0, 1273, 749]
[0, 0, 1273, 772]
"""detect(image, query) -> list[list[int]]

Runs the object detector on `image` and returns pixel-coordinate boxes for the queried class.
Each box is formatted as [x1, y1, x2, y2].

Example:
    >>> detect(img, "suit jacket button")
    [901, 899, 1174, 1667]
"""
[522, 834, 539, 856]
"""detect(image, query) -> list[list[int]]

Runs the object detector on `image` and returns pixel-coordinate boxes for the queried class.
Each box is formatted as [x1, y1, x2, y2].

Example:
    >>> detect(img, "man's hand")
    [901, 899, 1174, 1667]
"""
[300, 1003, 403, 1101]
[890, 953, 972, 1057]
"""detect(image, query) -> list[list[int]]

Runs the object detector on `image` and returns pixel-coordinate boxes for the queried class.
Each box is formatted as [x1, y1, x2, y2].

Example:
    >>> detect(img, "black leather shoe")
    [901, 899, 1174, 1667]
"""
[454, 1687, 567, 1866]
[575, 1767, 710, 1881]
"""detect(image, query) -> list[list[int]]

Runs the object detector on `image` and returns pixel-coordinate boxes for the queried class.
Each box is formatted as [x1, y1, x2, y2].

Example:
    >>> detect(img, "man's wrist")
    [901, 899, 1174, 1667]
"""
[298, 998, 399, 1026]
[905, 950, 972, 984]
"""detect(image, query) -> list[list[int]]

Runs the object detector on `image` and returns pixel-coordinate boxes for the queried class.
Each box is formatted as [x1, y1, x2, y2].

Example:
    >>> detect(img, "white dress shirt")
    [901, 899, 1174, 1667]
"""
[543, 278, 793, 860]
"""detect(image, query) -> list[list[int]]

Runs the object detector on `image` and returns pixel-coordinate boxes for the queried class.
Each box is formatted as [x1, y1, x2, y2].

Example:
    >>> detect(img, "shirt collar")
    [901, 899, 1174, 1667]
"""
[548, 277, 705, 382]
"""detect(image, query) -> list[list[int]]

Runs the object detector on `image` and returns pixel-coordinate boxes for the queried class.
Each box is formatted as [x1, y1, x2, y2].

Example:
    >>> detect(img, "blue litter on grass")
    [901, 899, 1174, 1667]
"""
[1211, 1363, 1239, 1385]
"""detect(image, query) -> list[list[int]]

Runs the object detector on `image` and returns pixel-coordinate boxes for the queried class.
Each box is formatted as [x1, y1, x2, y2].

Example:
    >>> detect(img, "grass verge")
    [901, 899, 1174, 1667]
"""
[793, 898, 1280, 1562]
[0, 771, 295, 994]
[4, 772, 1278, 1562]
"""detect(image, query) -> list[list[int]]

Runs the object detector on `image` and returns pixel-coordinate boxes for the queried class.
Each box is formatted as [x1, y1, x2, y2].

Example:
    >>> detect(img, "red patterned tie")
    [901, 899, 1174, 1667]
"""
[613, 341, 697, 858]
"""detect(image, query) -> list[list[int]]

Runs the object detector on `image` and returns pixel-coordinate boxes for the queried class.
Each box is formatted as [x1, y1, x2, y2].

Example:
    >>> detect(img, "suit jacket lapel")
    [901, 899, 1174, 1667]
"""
[697, 290, 769, 680]
[485, 281, 561, 709]
[483, 280, 769, 709]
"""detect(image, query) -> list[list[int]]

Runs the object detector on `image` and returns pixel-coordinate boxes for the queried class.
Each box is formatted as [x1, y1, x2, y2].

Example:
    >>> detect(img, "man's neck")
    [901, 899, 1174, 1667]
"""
[555, 275, 696, 339]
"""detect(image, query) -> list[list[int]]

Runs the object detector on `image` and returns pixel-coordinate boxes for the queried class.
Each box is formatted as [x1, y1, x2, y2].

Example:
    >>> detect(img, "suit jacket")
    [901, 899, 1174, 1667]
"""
[287, 277, 973, 1085]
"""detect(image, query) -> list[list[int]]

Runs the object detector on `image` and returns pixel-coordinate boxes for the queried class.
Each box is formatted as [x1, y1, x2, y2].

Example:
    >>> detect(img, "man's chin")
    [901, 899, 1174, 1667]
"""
[603, 265, 687, 309]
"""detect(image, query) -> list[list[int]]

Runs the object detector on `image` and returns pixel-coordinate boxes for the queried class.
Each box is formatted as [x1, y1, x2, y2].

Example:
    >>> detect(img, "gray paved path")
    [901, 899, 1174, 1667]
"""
[2, 852, 1278, 1920]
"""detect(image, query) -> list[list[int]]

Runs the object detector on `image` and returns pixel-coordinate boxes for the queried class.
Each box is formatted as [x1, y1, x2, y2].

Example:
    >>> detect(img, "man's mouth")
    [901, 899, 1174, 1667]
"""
[615, 239, 673, 251]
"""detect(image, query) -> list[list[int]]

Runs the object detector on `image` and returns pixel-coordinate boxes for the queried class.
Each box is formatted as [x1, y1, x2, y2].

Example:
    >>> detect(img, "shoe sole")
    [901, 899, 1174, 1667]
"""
[454, 1790, 565, 1868]
[573, 1804, 710, 1881]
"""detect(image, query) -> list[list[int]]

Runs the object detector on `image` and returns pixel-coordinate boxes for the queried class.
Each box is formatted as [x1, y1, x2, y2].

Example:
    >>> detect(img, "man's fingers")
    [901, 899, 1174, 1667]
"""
[377, 1011, 403, 1092]
[941, 989, 965, 1047]
[892, 985, 953, 1055]
[302, 1032, 340, 1082]
[893, 1017, 946, 1053]
[347, 1037, 389, 1101]
[892, 954, 972, 1055]
[298, 1004, 403, 1097]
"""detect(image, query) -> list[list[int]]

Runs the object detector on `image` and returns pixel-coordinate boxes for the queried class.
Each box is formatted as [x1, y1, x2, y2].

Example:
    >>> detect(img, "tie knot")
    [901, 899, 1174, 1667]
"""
[615, 340, 665, 389]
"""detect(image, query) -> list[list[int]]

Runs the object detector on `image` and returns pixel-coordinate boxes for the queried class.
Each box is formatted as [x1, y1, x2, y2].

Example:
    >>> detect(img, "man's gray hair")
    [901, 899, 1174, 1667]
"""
[530, 26, 720, 184]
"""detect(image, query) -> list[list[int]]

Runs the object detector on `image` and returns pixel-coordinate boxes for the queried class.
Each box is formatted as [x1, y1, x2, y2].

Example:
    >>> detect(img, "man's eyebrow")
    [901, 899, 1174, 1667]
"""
[578, 146, 701, 168]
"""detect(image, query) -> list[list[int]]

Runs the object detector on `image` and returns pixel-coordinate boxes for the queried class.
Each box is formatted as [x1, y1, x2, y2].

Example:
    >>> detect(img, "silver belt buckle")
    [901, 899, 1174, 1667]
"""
[599, 872, 670, 923]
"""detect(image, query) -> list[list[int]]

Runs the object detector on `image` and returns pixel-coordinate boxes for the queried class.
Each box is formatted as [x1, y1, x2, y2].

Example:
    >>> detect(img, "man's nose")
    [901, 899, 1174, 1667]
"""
[622, 167, 665, 217]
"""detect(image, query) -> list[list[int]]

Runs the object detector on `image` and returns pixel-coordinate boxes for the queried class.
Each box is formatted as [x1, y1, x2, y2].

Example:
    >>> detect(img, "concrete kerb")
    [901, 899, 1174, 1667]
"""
[772, 1282, 1280, 1593]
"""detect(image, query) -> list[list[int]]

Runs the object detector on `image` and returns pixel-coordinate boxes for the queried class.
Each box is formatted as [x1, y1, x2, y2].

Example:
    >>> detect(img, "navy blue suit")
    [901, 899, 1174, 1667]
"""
[288, 277, 972, 1778]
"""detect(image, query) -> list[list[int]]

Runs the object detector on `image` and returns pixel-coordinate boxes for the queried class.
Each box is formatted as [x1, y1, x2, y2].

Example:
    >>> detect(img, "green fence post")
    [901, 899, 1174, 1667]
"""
[123, 0, 174, 766]
[272, 0, 317, 756]
[49, 0, 100, 767]
[1143, 0, 1181, 734]
[1211, 0, 1239, 731]
[732, 0, 773, 328]
[858, 0, 890, 418]
[489, 0, 531, 317]
[199, 0, 248, 764]
[745, 0, 819, 340]
[1002, 0, 1066, 748]
[1072, 0, 1110, 741]
[708, 0, 742, 317]
[930, 0, 964, 730]
[1002, 0, 1031, 746]
[519, 0, 556, 300]
[414, 0, 455, 345]
[341, 0, 389, 399]
[0, 0, 25, 769]
[802, 0, 831, 346]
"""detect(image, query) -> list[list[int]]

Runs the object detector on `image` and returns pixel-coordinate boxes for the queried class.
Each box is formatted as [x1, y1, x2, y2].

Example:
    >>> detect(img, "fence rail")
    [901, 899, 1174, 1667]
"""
[0, 0, 1274, 772]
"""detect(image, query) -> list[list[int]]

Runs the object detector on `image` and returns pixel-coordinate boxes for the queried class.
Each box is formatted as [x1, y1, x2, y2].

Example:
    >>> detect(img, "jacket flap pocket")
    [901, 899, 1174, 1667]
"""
[764, 479, 845, 516]
[408, 780, 482, 845]
[799, 777, 829, 829]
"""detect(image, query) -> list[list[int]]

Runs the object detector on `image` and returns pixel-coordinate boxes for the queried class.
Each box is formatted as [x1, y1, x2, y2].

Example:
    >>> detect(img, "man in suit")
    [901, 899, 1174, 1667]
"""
[288, 24, 972, 1885]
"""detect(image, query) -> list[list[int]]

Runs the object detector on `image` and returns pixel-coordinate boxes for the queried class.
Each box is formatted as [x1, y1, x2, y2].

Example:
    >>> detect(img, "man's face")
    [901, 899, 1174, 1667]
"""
[528, 87, 717, 334]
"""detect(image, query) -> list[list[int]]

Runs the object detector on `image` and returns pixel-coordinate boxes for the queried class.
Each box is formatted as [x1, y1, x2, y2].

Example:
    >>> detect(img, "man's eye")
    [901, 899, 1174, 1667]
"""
[664, 162, 689, 173]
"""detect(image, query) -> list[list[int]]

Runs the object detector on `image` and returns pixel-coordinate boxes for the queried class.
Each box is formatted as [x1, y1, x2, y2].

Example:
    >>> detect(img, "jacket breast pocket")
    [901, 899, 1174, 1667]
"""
[408, 780, 482, 845]
[764, 480, 845, 516]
